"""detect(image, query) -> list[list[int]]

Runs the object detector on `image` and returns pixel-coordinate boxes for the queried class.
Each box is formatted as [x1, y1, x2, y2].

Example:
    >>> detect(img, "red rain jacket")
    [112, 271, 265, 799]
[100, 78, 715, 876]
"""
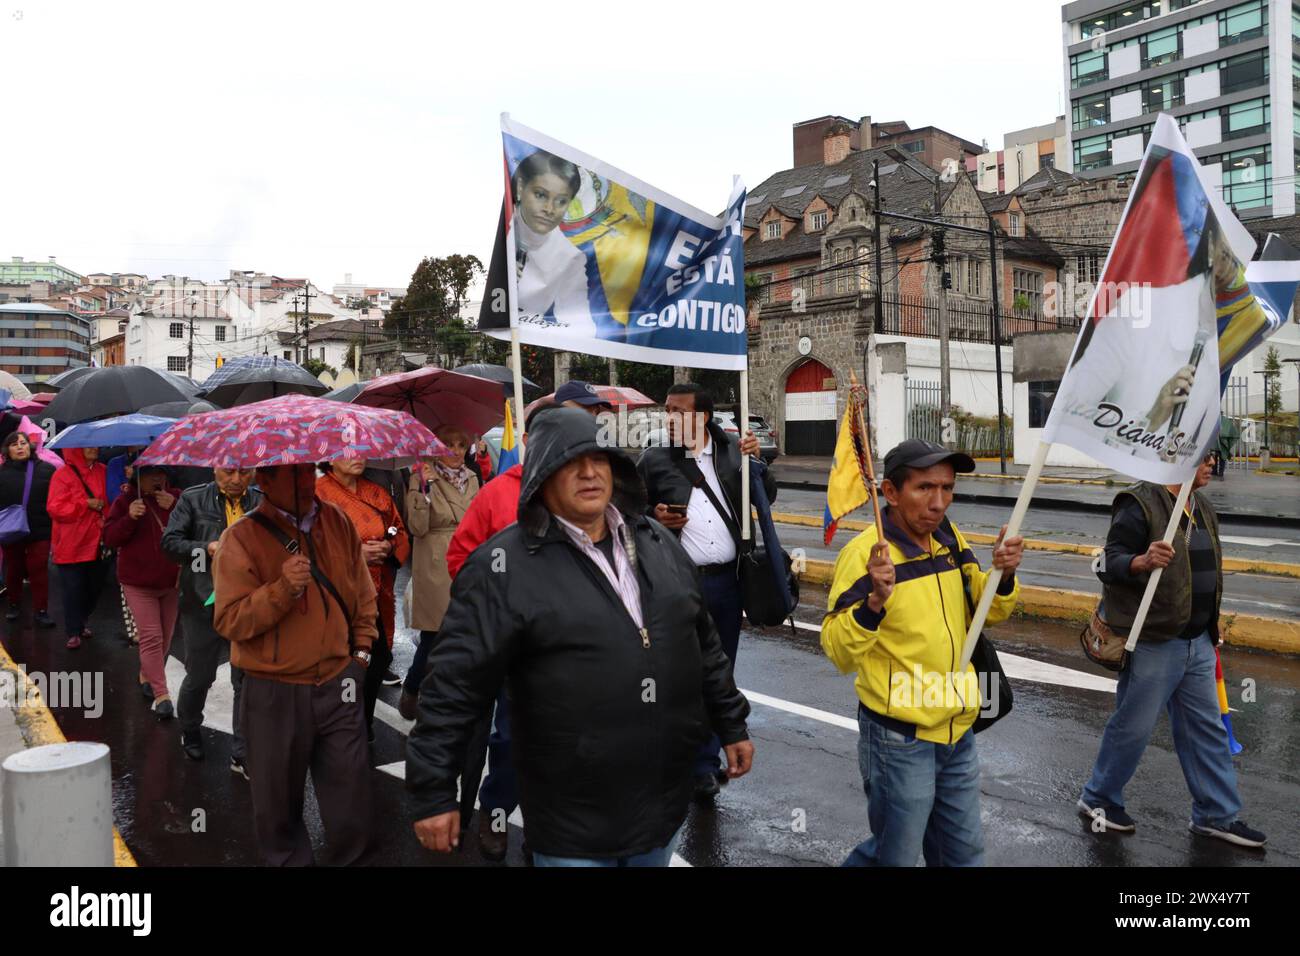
[46, 448, 108, 564]
[445, 464, 522, 580]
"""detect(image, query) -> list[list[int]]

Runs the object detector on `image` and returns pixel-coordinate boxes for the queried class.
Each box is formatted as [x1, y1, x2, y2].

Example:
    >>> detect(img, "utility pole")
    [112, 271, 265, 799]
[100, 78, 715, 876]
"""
[932, 225, 951, 422]
[988, 220, 1008, 474]
[185, 276, 196, 378]
[872, 161, 884, 334]
[299, 283, 314, 365]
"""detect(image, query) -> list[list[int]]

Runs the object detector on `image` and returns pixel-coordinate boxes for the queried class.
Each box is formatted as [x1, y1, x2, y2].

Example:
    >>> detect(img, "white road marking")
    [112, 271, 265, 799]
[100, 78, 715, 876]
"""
[1221, 535, 1299, 549]
[790, 617, 1117, 694]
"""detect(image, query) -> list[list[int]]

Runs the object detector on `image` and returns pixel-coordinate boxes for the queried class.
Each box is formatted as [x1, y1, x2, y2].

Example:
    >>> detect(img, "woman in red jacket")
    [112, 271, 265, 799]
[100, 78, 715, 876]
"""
[103, 465, 181, 718]
[46, 446, 109, 650]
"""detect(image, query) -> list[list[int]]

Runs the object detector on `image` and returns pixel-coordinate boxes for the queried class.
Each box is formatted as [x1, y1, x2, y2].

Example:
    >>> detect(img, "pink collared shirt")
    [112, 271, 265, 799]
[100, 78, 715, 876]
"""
[553, 505, 644, 630]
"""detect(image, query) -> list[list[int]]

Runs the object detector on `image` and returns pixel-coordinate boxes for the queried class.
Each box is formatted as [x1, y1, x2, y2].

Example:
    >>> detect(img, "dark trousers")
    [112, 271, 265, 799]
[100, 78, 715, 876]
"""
[402, 629, 437, 696]
[4, 538, 50, 610]
[176, 608, 246, 760]
[362, 617, 392, 733]
[55, 559, 109, 639]
[695, 568, 744, 777]
[240, 663, 372, 866]
[478, 688, 517, 817]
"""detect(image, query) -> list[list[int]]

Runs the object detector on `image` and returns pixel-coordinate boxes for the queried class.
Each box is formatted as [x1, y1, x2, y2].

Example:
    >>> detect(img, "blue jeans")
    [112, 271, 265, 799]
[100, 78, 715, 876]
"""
[477, 687, 517, 817]
[1081, 633, 1241, 829]
[843, 710, 984, 867]
[531, 828, 681, 868]
[695, 569, 743, 777]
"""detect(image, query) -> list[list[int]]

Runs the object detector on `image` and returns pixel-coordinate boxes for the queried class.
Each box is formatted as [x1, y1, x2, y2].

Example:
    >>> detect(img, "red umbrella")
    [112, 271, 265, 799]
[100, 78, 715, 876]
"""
[135, 394, 446, 470]
[356, 367, 506, 437]
[30, 392, 55, 404]
[525, 385, 656, 420]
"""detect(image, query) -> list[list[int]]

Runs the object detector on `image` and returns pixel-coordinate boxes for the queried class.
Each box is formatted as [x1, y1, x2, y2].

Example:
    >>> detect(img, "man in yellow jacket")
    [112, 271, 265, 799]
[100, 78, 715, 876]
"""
[822, 439, 1023, 866]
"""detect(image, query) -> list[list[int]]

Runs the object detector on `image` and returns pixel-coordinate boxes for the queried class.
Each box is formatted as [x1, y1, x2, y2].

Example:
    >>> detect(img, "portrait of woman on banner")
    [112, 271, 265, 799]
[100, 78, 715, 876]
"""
[510, 149, 598, 337]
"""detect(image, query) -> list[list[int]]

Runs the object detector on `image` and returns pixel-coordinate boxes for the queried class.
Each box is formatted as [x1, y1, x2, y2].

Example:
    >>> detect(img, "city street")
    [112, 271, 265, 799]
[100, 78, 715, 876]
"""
[4, 563, 1295, 867]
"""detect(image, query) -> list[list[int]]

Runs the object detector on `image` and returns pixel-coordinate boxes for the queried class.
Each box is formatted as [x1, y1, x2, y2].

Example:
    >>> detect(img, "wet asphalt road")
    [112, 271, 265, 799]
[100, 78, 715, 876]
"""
[4, 562, 1296, 867]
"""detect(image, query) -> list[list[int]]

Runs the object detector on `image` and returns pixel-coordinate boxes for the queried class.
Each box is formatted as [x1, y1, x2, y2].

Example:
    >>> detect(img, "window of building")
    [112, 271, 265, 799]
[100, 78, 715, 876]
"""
[1141, 75, 1184, 114]
[1072, 94, 1109, 130]
[901, 141, 925, 154]
[1013, 269, 1044, 315]
[215, 325, 227, 342]
[1220, 0, 1266, 45]
[166, 356, 187, 372]
[1076, 254, 1102, 285]
[1223, 96, 1269, 140]
[283, 350, 292, 360]
[1028, 381, 1059, 429]
[1140, 25, 1180, 69]
[1210, 144, 1271, 209]
[793, 268, 815, 301]
[832, 246, 853, 294]
[1070, 48, 1108, 89]
[169, 322, 184, 339]
[1041, 153, 1056, 169]
[1220, 49, 1268, 94]
[750, 273, 774, 304]
[810, 210, 828, 231]
[1074, 133, 1112, 171]
[967, 258, 983, 296]
[1008, 213, 1022, 237]
[764, 221, 782, 240]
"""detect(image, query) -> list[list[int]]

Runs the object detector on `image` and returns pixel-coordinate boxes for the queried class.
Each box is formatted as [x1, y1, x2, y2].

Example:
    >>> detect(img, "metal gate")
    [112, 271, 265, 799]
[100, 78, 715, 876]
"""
[1220, 376, 1250, 470]
[905, 380, 942, 444]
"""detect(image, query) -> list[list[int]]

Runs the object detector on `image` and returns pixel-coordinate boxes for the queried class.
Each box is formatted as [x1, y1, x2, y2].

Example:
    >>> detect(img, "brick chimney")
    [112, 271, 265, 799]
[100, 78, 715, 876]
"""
[824, 121, 853, 165]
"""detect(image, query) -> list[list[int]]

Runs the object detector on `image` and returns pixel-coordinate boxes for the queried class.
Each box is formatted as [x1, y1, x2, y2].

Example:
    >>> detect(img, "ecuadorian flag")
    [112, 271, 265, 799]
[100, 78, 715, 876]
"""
[497, 399, 519, 472]
[823, 393, 870, 545]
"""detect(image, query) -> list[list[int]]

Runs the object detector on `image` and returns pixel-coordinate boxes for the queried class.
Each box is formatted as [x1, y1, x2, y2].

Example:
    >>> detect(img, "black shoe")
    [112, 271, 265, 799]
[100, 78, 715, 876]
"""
[180, 729, 204, 760]
[34, 610, 55, 628]
[1189, 819, 1267, 848]
[1077, 798, 1136, 832]
[715, 768, 730, 786]
[693, 773, 721, 803]
[139, 681, 154, 700]
[381, 669, 402, 687]
[398, 690, 419, 721]
[153, 698, 174, 720]
[230, 757, 249, 781]
[5, 605, 19, 621]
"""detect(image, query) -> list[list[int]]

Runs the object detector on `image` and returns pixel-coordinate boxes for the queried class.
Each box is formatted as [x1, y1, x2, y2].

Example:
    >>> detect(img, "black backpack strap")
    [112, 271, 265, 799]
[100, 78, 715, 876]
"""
[248, 511, 355, 651]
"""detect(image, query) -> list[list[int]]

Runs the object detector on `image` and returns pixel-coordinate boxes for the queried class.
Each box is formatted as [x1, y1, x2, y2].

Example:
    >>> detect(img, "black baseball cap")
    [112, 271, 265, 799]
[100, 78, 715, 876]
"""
[882, 439, 975, 483]
[554, 380, 609, 407]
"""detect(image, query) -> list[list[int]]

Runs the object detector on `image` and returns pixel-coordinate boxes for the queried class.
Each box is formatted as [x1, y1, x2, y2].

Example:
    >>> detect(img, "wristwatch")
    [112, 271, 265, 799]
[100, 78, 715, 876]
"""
[353, 650, 372, 666]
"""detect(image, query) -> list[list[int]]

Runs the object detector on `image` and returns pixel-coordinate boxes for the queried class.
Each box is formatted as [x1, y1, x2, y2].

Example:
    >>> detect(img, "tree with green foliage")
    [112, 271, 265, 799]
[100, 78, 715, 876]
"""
[301, 357, 336, 379]
[386, 254, 485, 361]
[1264, 346, 1283, 419]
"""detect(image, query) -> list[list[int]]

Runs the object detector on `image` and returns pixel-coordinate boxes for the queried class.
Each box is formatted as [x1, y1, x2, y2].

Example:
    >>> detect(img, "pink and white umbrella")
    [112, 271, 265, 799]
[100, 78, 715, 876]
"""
[356, 367, 506, 437]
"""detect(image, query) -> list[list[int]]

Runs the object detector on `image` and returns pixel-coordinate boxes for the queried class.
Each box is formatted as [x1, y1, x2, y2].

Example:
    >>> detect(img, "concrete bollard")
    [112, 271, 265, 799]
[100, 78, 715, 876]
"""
[2, 742, 113, 867]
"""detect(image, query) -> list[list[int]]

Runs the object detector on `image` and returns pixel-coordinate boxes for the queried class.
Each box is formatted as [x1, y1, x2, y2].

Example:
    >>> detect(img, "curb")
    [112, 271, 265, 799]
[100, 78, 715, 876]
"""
[0, 641, 137, 867]
[798, 559, 1300, 657]
[772, 511, 1300, 579]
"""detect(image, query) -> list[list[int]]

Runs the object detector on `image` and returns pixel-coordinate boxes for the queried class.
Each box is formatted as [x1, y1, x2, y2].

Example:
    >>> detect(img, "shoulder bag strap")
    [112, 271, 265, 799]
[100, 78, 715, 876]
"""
[20, 461, 33, 507]
[674, 457, 740, 540]
[247, 511, 354, 647]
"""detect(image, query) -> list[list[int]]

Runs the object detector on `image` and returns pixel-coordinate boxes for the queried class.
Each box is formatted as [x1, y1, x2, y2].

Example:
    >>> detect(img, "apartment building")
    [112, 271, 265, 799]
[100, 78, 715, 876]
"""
[1062, 0, 1293, 218]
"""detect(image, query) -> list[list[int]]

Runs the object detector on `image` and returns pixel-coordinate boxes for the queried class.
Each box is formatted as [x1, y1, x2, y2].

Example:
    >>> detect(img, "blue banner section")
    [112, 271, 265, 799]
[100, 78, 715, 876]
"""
[480, 119, 748, 372]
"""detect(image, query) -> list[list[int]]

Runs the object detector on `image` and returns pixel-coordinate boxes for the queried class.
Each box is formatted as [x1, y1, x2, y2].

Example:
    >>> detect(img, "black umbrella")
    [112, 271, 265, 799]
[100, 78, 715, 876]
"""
[137, 399, 218, 418]
[453, 363, 542, 399]
[197, 356, 328, 408]
[43, 366, 197, 424]
[321, 382, 365, 403]
[44, 366, 99, 392]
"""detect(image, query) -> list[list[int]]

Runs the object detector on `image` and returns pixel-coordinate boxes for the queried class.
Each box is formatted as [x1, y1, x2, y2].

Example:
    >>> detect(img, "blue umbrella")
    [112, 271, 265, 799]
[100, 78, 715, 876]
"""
[48, 413, 178, 450]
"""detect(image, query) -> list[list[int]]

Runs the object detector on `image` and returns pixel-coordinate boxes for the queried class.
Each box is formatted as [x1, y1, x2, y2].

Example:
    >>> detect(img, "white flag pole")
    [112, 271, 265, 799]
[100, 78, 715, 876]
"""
[957, 440, 1050, 670]
[510, 327, 526, 464]
[740, 367, 750, 541]
[1122, 478, 1194, 651]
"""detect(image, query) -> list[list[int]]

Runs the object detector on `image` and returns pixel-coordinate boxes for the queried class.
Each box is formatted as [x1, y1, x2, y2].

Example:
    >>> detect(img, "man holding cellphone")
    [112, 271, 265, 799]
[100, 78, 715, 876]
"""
[637, 383, 777, 802]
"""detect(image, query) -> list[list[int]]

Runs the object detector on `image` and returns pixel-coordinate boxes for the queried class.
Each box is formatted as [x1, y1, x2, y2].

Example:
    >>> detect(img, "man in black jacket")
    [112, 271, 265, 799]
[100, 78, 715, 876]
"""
[636, 383, 776, 801]
[407, 407, 753, 865]
[162, 468, 261, 773]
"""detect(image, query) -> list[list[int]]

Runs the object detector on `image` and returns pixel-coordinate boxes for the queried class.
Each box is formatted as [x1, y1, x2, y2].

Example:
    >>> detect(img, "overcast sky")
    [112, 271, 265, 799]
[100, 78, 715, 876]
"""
[1, 0, 1065, 291]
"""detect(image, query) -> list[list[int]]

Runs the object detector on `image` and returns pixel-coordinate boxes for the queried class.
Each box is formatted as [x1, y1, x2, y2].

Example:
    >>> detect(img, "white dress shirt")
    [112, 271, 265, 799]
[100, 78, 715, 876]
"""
[678, 436, 738, 567]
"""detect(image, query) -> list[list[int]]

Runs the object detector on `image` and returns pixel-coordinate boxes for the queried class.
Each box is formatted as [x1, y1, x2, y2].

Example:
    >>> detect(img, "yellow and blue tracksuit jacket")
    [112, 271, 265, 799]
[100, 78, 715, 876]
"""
[821, 508, 1020, 744]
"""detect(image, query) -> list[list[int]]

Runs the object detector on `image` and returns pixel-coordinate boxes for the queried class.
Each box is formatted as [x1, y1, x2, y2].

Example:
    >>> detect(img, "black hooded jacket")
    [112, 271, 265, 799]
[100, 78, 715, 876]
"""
[405, 408, 750, 859]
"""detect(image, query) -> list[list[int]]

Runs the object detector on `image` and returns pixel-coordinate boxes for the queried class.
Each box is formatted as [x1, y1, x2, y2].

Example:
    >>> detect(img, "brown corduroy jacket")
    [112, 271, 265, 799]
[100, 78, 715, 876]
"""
[213, 499, 378, 685]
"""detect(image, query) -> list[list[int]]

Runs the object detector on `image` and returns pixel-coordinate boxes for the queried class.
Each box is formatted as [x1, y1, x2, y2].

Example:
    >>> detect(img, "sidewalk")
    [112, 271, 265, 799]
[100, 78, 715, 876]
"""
[772, 455, 1300, 525]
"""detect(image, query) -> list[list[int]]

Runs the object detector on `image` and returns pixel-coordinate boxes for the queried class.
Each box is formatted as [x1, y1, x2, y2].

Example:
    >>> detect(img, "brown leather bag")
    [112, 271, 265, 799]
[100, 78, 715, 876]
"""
[1080, 605, 1129, 673]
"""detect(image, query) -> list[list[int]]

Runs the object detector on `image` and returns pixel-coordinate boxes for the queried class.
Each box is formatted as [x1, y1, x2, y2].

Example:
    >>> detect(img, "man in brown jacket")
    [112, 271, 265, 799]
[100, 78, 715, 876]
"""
[213, 463, 379, 866]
